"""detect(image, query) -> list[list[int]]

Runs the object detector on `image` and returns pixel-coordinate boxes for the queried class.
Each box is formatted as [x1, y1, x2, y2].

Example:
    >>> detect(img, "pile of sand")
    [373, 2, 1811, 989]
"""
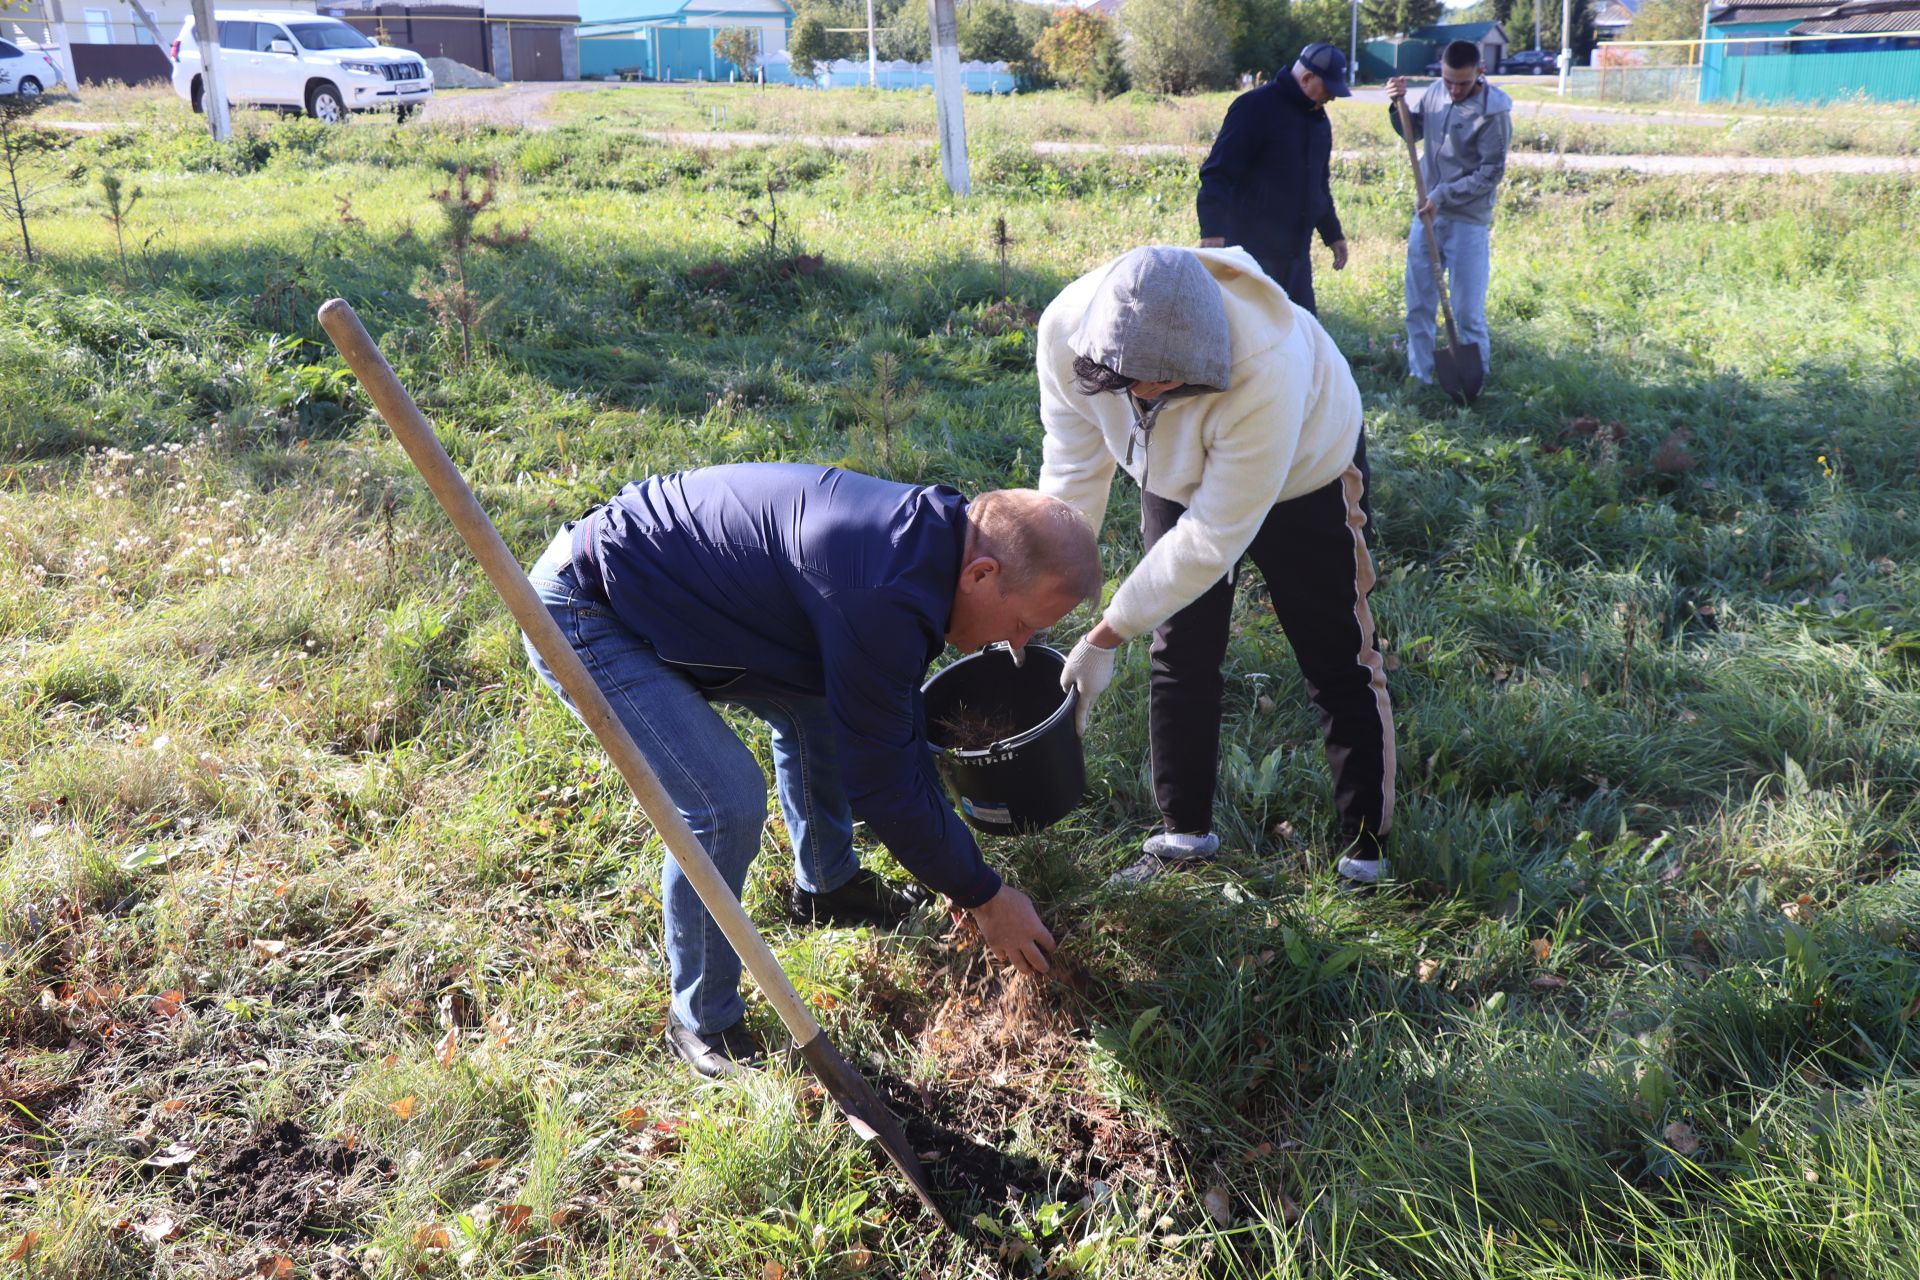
[426, 58, 500, 89]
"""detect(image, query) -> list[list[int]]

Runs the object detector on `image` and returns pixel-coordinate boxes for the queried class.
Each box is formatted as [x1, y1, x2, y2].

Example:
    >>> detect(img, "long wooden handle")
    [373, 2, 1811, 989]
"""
[1394, 96, 1464, 352]
[317, 299, 825, 1047]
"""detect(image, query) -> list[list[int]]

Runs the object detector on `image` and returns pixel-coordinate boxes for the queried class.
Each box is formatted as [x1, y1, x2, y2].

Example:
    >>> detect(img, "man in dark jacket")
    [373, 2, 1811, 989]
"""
[523, 464, 1100, 1078]
[1196, 42, 1352, 315]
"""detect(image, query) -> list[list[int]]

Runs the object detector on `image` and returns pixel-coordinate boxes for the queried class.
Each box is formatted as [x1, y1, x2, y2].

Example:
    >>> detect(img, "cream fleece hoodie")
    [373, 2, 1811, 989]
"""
[1036, 246, 1363, 640]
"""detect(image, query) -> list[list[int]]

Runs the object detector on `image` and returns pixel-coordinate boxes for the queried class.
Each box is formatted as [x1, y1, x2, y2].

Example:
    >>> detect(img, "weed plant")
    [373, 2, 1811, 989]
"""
[1, 107, 1919, 1279]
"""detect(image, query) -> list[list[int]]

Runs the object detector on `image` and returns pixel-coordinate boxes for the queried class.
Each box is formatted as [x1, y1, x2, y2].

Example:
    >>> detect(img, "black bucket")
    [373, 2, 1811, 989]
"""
[922, 644, 1085, 836]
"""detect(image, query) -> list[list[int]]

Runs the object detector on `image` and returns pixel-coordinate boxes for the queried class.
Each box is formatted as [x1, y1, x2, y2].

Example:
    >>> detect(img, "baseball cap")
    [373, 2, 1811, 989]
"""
[1299, 42, 1353, 97]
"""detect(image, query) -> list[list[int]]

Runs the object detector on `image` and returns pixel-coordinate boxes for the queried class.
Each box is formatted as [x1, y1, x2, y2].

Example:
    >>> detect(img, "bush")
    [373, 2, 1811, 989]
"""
[1121, 0, 1236, 94]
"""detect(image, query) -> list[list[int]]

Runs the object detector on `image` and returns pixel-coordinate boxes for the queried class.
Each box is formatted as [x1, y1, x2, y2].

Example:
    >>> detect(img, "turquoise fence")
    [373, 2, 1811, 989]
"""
[1701, 27, 1920, 104]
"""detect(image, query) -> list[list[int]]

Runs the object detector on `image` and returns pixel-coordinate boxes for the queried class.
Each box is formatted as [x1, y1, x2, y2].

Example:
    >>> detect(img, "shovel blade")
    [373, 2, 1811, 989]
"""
[1433, 340, 1485, 406]
[796, 1032, 947, 1227]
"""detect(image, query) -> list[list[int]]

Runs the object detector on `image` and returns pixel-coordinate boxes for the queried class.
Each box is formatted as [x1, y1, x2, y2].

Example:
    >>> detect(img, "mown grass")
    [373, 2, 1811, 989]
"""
[2, 105, 1919, 1279]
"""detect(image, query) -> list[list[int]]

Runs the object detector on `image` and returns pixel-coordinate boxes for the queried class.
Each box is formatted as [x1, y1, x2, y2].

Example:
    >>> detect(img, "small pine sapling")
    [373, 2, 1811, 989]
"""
[844, 351, 925, 471]
[412, 166, 531, 367]
[0, 93, 55, 265]
[99, 172, 143, 282]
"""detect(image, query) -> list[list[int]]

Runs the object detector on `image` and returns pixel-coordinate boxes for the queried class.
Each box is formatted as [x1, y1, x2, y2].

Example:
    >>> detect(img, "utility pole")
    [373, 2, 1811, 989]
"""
[1350, 0, 1359, 79]
[187, 0, 231, 140]
[927, 0, 969, 195]
[1535, 0, 1543, 51]
[866, 0, 878, 88]
[1557, 0, 1573, 94]
[43, 0, 78, 96]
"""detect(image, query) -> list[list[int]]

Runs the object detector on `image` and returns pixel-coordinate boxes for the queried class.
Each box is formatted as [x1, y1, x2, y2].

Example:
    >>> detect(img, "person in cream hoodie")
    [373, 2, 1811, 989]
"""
[1036, 245, 1395, 887]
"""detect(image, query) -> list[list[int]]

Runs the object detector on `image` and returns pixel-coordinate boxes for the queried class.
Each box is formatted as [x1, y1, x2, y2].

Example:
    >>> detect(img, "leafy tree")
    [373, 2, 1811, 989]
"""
[961, 0, 1029, 63]
[1627, 0, 1707, 55]
[1361, 0, 1441, 37]
[878, 0, 928, 60]
[711, 26, 761, 77]
[788, 14, 828, 77]
[1033, 8, 1115, 87]
[1122, 0, 1237, 94]
[1232, 0, 1355, 79]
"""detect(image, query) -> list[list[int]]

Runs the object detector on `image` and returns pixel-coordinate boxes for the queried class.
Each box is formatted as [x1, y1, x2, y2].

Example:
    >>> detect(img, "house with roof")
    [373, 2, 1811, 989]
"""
[1700, 0, 1920, 102]
[5, 0, 315, 85]
[576, 0, 792, 82]
[320, 1, 580, 81]
[1361, 20, 1511, 81]
[1592, 0, 1644, 43]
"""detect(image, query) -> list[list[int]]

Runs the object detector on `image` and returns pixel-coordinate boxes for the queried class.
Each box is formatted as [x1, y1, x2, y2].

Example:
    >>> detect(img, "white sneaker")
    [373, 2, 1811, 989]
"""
[1108, 832, 1220, 886]
[1336, 855, 1385, 887]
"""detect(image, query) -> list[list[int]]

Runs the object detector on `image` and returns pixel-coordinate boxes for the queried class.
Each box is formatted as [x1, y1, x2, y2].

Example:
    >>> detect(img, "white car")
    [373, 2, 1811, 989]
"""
[170, 10, 433, 122]
[0, 37, 64, 99]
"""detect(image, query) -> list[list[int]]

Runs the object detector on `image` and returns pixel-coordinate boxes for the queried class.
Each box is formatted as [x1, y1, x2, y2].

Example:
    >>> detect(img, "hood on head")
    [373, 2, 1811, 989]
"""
[1070, 247, 1232, 395]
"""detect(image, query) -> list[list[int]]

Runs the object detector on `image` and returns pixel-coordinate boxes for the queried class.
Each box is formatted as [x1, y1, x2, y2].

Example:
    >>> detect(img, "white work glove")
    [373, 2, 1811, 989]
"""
[1060, 636, 1119, 736]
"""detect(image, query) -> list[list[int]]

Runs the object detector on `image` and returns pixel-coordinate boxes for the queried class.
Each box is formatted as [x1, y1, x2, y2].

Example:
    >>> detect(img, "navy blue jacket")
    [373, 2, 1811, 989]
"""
[582, 463, 1001, 908]
[1196, 73, 1345, 278]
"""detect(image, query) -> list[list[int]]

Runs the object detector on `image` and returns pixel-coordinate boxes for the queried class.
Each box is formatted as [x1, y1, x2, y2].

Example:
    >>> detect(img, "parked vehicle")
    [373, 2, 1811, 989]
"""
[1502, 49, 1558, 75]
[170, 10, 432, 122]
[0, 38, 64, 99]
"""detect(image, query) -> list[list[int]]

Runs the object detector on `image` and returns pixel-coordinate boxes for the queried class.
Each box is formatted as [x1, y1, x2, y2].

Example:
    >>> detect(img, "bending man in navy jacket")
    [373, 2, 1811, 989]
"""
[524, 464, 1101, 1078]
[1196, 42, 1352, 315]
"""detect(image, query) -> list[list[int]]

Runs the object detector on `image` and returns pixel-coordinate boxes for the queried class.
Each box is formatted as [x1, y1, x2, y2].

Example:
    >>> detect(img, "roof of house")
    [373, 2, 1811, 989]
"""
[578, 0, 791, 24]
[1592, 0, 1643, 24]
[1708, 2, 1859, 24]
[1793, 3, 1920, 31]
[1410, 21, 1510, 42]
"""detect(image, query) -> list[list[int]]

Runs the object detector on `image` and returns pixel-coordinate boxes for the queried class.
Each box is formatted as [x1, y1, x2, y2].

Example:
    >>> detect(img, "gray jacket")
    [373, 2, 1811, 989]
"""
[1390, 79, 1512, 225]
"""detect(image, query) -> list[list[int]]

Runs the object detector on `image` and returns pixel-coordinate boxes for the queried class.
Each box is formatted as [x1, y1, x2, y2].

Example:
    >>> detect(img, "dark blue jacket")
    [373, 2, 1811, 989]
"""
[582, 463, 1001, 908]
[1196, 73, 1345, 278]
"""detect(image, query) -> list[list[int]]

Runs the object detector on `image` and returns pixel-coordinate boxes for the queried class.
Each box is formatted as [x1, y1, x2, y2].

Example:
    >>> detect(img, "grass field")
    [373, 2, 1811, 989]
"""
[4, 90, 1920, 1279]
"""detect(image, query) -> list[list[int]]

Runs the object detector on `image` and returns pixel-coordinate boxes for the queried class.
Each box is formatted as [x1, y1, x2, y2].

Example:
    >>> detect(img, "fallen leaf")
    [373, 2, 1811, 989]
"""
[381, 1053, 400, 1069]
[1663, 1120, 1701, 1156]
[250, 938, 288, 961]
[412, 1225, 451, 1251]
[496, 1204, 532, 1233]
[763, 1263, 786, 1280]
[161, 1098, 189, 1112]
[1203, 1185, 1232, 1226]
[549, 1208, 573, 1228]
[848, 1242, 872, 1271]
[258, 1258, 296, 1279]
[615, 1104, 650, 1131]
[136, 1215, 182, 1243]
[6, 1232, 39, 1262]
[435, 1026, 459, 1069]
[1414, 958, 1442, 984]
[150, 989, 185, 1018]
[145, 1141, 197, 1170]
[389, 1096, 417, 1120]
[1529, 938, 1552, 962]
[1278, 1189, 1302, 1224]
[1530, 975, 1568, 991]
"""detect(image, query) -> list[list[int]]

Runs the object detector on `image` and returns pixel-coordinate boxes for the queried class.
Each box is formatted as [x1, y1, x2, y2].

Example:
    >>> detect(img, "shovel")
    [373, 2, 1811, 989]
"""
[1394, 97, 1485, 406]
[316, 298, 948, 1228]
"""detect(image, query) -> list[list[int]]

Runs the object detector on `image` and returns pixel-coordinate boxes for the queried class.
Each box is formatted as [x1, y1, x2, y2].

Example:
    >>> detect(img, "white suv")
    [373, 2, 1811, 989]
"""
[170, 11, 433, 122]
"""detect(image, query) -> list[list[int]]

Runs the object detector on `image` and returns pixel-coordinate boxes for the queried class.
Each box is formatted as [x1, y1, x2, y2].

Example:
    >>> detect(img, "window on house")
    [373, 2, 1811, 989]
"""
[83, 7, 111, 43]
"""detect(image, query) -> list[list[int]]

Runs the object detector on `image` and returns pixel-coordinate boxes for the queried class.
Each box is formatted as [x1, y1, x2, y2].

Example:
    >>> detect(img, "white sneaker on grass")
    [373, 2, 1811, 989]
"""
[1107, 831, 1220, 887]
[1336, 854, 1385, 888]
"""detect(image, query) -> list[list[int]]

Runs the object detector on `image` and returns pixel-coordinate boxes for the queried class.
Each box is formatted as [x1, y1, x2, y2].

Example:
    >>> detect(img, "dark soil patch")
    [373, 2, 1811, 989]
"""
[932, 702, 1024, 752]
[193, 1119, 391, 1239]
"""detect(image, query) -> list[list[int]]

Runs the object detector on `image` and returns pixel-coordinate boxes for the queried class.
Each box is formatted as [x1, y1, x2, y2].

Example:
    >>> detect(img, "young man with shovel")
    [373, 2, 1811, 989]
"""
[525, 463, 1100, 1077]
[1036, 246, 1395, 889]
[1388, 41, 1513, 388]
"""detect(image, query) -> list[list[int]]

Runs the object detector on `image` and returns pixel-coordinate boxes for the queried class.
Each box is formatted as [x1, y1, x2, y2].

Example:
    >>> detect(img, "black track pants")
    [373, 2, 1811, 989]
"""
[1142, 433, 1395, 860]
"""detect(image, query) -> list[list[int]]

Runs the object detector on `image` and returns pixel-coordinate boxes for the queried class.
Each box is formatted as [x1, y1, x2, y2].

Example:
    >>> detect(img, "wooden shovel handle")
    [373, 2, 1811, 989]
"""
[316, 299, 825, 1047]
[1394, 96, 1465, 352]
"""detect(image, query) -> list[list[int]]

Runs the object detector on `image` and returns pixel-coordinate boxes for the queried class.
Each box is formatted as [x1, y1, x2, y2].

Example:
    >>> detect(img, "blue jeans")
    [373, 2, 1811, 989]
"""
[523, 527, 861, 1035]
[1404, 215, 1491, 385]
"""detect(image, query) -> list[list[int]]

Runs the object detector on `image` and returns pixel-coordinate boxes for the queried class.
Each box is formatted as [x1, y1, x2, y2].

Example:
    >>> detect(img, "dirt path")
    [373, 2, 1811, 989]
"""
[47, 83, 1920, 173]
